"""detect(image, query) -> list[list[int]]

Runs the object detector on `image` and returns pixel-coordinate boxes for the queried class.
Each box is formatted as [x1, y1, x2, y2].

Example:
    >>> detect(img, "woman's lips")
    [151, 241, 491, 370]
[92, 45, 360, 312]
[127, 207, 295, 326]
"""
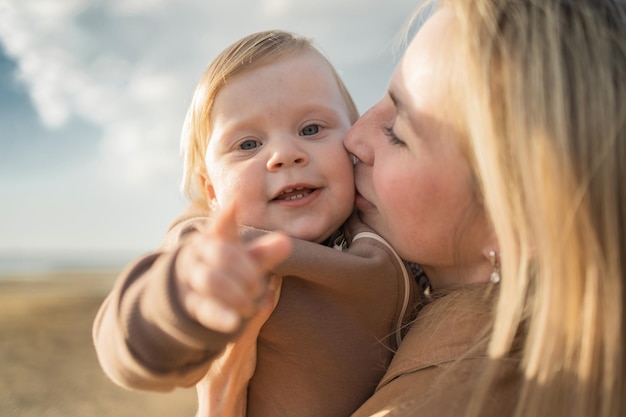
[354, 191, 376, 211]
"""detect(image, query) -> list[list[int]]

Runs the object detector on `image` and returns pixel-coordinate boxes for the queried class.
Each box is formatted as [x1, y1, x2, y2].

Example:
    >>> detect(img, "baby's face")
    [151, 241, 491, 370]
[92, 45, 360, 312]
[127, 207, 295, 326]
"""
[204, 50, 355, 243]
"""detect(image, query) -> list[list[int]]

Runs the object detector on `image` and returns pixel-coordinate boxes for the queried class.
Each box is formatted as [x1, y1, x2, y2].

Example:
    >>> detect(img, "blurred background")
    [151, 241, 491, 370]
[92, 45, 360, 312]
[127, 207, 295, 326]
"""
[0, 0, 418, 415]
[0, 0, 417, 272]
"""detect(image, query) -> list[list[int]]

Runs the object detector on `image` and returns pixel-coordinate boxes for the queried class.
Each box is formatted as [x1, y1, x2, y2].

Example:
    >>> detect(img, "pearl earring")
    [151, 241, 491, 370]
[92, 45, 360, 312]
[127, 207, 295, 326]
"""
[489, 250, 501, 283]
[209, 198, 219, 211]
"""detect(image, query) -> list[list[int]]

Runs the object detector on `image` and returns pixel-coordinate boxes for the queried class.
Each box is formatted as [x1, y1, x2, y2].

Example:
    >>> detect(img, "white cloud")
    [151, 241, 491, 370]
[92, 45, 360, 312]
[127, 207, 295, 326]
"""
[260, 0, 291, 17]
[0, 0, 416, 190]
[109, 0, 169, 16]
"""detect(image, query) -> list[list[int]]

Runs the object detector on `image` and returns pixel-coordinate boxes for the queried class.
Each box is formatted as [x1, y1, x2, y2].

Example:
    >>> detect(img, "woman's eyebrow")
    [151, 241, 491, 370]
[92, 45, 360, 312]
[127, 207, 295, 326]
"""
[388, 90, 405, 113]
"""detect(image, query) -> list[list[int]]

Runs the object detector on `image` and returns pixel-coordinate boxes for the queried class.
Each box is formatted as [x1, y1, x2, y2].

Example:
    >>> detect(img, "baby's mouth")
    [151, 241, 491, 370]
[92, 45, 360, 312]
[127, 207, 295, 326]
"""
[273, 187, 315, 201]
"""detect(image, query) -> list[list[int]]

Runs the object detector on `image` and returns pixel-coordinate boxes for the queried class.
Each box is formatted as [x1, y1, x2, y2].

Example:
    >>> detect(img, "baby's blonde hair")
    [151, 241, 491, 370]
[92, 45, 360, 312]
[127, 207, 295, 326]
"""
[180, 30, 359, 206]
[436, 0, 626, 416]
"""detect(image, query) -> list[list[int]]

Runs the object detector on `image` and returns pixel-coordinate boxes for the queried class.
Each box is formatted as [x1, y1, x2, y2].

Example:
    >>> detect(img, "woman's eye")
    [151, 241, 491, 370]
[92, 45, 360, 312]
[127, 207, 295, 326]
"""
[300, 124, 320, 136]
[239, 139, 261, 150]
[384, 126, 405, 146]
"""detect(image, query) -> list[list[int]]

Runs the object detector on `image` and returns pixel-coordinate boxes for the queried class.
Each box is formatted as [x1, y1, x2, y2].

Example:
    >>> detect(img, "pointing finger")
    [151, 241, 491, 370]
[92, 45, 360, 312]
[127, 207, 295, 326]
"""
[210, 201, 240, 243]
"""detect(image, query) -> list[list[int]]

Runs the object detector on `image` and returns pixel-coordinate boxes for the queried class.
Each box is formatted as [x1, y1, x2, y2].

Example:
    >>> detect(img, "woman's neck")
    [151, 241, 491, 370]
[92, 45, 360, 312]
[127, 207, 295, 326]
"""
[421, 261, 492, 291]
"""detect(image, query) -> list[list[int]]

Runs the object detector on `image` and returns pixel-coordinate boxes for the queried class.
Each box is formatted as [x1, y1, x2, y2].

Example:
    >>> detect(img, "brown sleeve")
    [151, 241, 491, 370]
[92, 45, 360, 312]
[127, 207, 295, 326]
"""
[271, 213, 419, 350]
[92, 214, 238, 392]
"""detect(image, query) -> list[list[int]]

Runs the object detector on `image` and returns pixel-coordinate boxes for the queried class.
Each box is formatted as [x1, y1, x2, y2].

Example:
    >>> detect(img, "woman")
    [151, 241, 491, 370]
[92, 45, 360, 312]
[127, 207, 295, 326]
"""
[347, 0, 625, 416]
[95, 1, 626, 416]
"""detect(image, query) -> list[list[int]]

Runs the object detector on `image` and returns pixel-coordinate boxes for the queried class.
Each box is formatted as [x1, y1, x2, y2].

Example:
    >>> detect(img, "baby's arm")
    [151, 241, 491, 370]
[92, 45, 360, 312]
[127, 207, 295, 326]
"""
[194, 273, 281, 416]
[92, 205, 290, 394]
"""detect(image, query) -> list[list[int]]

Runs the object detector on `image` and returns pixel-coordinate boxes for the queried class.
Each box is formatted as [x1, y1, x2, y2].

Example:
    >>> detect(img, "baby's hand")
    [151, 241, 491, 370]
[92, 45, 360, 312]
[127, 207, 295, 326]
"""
[174, 203, 291, 333]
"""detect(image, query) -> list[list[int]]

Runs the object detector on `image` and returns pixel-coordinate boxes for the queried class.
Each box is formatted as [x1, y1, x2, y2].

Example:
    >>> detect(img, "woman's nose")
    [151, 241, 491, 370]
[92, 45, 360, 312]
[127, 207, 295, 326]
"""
[266, 140, 309, 171]
[344, 107, 376, 165]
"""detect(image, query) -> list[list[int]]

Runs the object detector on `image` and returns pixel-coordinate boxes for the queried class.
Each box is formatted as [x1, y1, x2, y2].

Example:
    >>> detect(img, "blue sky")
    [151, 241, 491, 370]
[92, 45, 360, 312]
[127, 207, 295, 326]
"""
[0, 0, 417, 266]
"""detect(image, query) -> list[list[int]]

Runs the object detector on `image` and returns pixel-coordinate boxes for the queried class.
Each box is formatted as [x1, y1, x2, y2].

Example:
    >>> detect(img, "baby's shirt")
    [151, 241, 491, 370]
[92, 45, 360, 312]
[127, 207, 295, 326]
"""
[93, 209, 420, 417]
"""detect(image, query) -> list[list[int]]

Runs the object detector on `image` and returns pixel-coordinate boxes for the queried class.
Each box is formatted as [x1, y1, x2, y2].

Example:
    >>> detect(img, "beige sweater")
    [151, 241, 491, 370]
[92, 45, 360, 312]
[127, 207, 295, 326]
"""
[93, 210, 419, 417]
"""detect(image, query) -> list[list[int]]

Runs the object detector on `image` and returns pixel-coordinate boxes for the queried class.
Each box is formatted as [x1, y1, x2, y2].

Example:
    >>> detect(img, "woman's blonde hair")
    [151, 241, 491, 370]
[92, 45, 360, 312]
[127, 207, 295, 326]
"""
[441, 0, 626, 415]
[179, 30, 359, 206]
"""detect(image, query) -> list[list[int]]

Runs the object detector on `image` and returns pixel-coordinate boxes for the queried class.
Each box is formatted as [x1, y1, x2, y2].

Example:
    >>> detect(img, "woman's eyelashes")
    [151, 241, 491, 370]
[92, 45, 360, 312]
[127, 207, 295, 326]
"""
[384, 125, 405, 146]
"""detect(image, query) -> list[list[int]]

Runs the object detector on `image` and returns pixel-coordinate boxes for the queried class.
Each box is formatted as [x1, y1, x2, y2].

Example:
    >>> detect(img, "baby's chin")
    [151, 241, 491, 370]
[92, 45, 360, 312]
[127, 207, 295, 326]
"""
[286, 229, 333, 244]
[248, 214, 345, 244]
[273, 222, 337, 244]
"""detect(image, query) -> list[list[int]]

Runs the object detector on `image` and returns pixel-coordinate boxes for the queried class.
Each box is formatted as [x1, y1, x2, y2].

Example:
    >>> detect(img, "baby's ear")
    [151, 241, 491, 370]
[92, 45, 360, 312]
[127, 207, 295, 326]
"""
[197, 167, 216, 202]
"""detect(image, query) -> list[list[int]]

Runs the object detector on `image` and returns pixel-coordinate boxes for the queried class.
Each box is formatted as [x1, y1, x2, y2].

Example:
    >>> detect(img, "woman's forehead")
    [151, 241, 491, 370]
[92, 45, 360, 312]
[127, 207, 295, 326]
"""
[401, 10, 457, 79]
[393, 8, 460, 110]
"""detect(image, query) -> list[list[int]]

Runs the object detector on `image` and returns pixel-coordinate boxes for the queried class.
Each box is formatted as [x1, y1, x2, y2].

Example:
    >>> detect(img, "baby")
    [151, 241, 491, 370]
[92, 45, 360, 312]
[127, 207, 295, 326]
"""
[93, 30, 421, 417]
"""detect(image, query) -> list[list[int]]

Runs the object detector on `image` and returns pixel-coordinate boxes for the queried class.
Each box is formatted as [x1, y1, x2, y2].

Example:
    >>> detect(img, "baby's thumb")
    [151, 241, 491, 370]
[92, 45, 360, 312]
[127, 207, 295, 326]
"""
[246, 232, 292, 272]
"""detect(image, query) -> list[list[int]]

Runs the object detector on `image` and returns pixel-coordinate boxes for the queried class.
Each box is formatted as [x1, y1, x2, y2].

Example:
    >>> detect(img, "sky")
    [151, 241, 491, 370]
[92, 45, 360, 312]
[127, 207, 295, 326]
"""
[0, 0, 419, 269]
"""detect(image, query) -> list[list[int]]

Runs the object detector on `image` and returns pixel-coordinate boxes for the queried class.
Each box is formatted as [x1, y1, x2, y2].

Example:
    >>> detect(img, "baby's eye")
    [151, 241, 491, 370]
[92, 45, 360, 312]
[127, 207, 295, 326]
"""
[239, 139, 261, 150]
[300, 124, 320, 136]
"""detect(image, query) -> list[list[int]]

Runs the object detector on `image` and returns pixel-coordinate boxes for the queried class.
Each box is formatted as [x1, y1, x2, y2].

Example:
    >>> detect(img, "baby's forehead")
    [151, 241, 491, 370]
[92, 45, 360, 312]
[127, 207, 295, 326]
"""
[236, 48, 334, 80]
[212, 48, 357, 125]
[218, 53, 345, 101]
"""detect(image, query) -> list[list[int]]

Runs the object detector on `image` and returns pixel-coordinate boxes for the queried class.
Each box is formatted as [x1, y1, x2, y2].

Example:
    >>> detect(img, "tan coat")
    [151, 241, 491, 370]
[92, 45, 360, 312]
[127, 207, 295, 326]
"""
[351, 284, 522, 417]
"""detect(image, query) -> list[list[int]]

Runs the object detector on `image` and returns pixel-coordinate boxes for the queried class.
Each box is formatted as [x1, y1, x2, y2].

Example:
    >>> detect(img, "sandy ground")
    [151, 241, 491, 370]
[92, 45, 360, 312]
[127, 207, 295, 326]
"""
[0, 271, 197, 417]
